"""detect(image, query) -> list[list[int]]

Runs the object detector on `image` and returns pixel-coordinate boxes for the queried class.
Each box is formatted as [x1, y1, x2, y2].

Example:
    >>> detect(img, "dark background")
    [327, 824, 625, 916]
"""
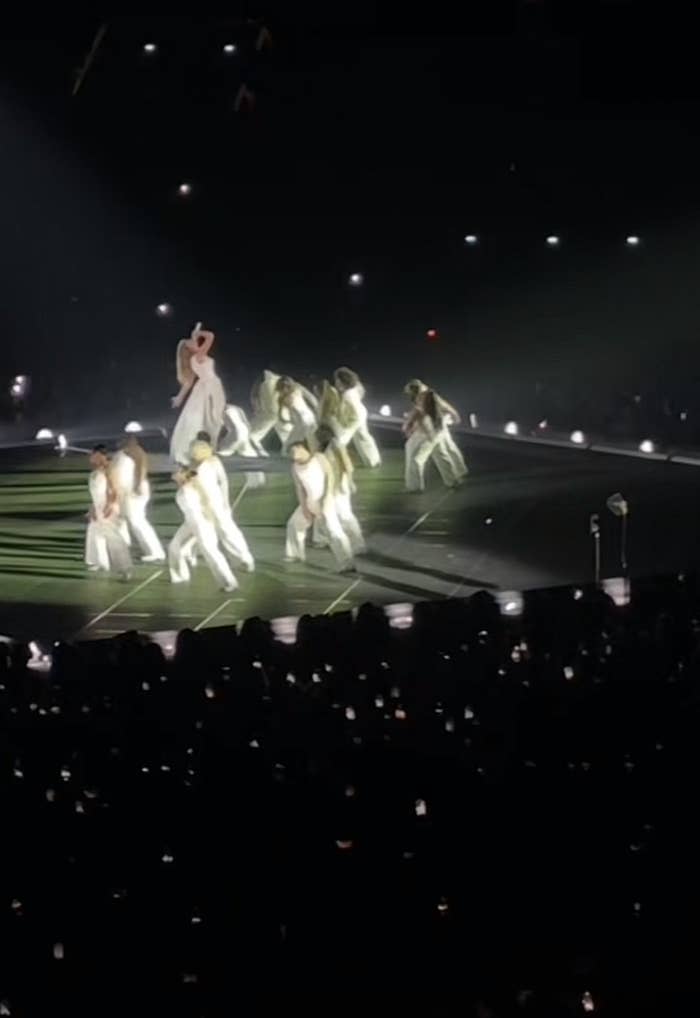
[1, 3, 700, 427]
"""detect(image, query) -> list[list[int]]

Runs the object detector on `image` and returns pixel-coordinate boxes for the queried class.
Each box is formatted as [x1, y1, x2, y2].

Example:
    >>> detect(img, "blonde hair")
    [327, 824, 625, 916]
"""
[176, 339, 195, 387]
[318, 380, 341, 425]
[190, 440, 214, 464]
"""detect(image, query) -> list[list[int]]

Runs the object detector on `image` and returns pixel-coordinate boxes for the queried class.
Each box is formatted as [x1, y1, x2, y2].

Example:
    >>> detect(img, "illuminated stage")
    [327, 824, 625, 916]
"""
[2, 425, 700, 643]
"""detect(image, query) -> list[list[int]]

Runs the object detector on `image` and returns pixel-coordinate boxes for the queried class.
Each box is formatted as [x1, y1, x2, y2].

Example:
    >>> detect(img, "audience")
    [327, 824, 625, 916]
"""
[2, 575, 700, 1015]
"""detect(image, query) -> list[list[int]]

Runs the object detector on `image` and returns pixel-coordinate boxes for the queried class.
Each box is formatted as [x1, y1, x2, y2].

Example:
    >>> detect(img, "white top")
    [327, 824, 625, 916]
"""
[293, 455, 326, 514]
[339, 385, 368, 427]
[111, 451, 135, 494]
[288, 389, 317, 429]
[194, 456, 230, 519]
[191, 355, 218, 382]
[176, 482, 212, 528]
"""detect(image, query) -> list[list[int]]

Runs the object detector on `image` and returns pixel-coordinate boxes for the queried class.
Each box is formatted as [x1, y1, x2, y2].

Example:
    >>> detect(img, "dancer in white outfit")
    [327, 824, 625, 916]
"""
[284, 441, 355, 572]
[111, 437, 165, 562]
[168, 468, 238, 591]
[84, 446, 132, 578]
[313, 426, 366, 555]
[187, 440, 255, 571]
[331, 367, 381, 468]
[276, 376, 319, 454]
[170, 324, 226, 465]
[218, 404, 266, 488]
[404, 379, 467, 484]
[250, 371, 319, 453]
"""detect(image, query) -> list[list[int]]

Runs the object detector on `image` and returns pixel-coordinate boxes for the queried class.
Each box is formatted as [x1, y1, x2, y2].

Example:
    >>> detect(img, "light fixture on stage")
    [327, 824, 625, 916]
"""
[124, 421, 143, 434]
[464, 234, 478, 245]
[143, 43, 157, 54]
[496, 591, 524, 617]
[384, 602, 414, 630]
[223, 43, 237, 54]
[538, 419, 548, 430]
[602, 576, 631, 606]
[469, 412, 478, 428]
[348, 272, 363, 287]
[177, 182, 192, 196]
[680, 410, 688, 422]
[573, 588, 584, 600]
[379, 404, 391, 417]
[639, 439, 655, 454]
[10, 374, 29, 399]
[57, 434, 68, 452]
[36, 427, 54, 441]
[570, 429, 586, 445]
[426, 328, 439, 340]
[504, 420, 519, 436]
[546, 235, 560, 246]
[156, 302, 172, 317]
[626, 235, 641, 246]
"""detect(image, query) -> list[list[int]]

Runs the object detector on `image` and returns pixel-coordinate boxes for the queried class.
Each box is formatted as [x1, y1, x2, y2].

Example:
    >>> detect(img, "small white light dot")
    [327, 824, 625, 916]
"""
[469, 412, 479, 428]
[36, 427, 53, 440]
[546, 235, 560, 246]
[582, 990, 595, 1012]
[626, 235, 641, 246]
[573, 588, 584, 600]
[464, 234, 478, 245]
[143, 43, 157, 54]
[570, 429, 586, 445]
[348, 272, 364, 287]
[124, 420, 142, 434]
[639, 439, 655, 454]
[379, 404, 392, 417]
[178, 182, 191, 196]
[156, 302, 172, 317]
[484, 517, 493, 526]
[223, 43, 237, 54]
[57, 434, 68, 451]
[538, 419, 548, 430]
[504, 420, 518, 436]
[415, 799, 427, 816]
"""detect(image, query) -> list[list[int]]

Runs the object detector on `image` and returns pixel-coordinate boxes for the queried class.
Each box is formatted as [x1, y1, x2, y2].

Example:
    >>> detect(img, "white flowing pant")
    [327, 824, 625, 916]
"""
[312, 491, 365, 554]
[286, 504, 353, 569]
[122, 489, 165, 560]
[249, 413, 292, 453]
[218, 407, 266, 488]
[334, 420, 381, 468]
[181, 509, 254, 571]
[85, 518, 132, 575]
[168, 519, 237, 590]
[405, 429, 464, 491]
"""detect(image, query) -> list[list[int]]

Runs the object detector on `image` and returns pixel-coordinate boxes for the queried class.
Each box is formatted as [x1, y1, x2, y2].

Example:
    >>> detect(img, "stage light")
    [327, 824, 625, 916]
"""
[504, 421, 519, 436]
[348, 272, 363, 287]
[570, 429, 586, 445]
[538, 419, 548, 430]
[626, 235, 641, 246]
[573, 588, 584, 600]
[223, 43, 237, 54]
[546, 235, 560, 246]
[124, 421, 143, 434]
[35, 428, 54, 441]
[602, 576, 631, 607]
[143, 43, 157, 54]
[496, 591, 524, 617]
[379, 404, 392, 417]
[639, 439, 655, 454]
[464, 234, 478, 245]
[178, 182, 192, 196]
[680, 410, 688, 422]
[156, 302, 172, 317]
[57, 434, 68, 451]
[469, 412, 478, 428]
[426, 328, 438, 340]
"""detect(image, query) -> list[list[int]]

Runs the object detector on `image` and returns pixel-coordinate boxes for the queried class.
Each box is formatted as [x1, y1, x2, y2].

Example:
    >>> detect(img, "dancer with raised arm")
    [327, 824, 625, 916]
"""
[331, 367, 381, 467]
[111, 435, 165, 562]
[168, 468, 238, 591]
[170, 323, 226, 465]
[276, 376, 319, 453]
[85, 446, 132, 579]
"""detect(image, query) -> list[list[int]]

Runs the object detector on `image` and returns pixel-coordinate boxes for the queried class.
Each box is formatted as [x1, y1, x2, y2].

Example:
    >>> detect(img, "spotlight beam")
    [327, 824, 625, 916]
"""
[72, 22, 109, 96]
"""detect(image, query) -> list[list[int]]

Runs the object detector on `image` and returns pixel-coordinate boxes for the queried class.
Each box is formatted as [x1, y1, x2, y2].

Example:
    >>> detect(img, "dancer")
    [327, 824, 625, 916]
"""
[284, 440, 355, 573]
[218, 403, 266, 487]
[314, 425, 366, 556]
[85, 446, 132, 579]
[170, 323, 226, 465]
[331, 367, 381, 467]
[276, 376, 319, 453]
[111, 436, 165, 562]
[168, 467, 238, 591]
[189, 439, 255, 571]
[404, 379, 468, 488]
[404, 388, 465, 492]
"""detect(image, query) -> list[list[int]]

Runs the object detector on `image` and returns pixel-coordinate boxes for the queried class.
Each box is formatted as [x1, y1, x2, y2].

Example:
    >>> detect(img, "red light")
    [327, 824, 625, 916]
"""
[426, 328, 438, 340]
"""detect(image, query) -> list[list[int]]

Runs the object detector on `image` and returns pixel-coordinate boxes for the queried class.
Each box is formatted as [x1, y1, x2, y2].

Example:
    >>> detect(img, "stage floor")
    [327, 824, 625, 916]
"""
[1, 431, 700, 642]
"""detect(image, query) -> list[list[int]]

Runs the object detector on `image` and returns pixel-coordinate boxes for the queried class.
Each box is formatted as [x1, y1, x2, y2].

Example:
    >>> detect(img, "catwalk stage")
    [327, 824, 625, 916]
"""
[2, 424, 700, 642]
